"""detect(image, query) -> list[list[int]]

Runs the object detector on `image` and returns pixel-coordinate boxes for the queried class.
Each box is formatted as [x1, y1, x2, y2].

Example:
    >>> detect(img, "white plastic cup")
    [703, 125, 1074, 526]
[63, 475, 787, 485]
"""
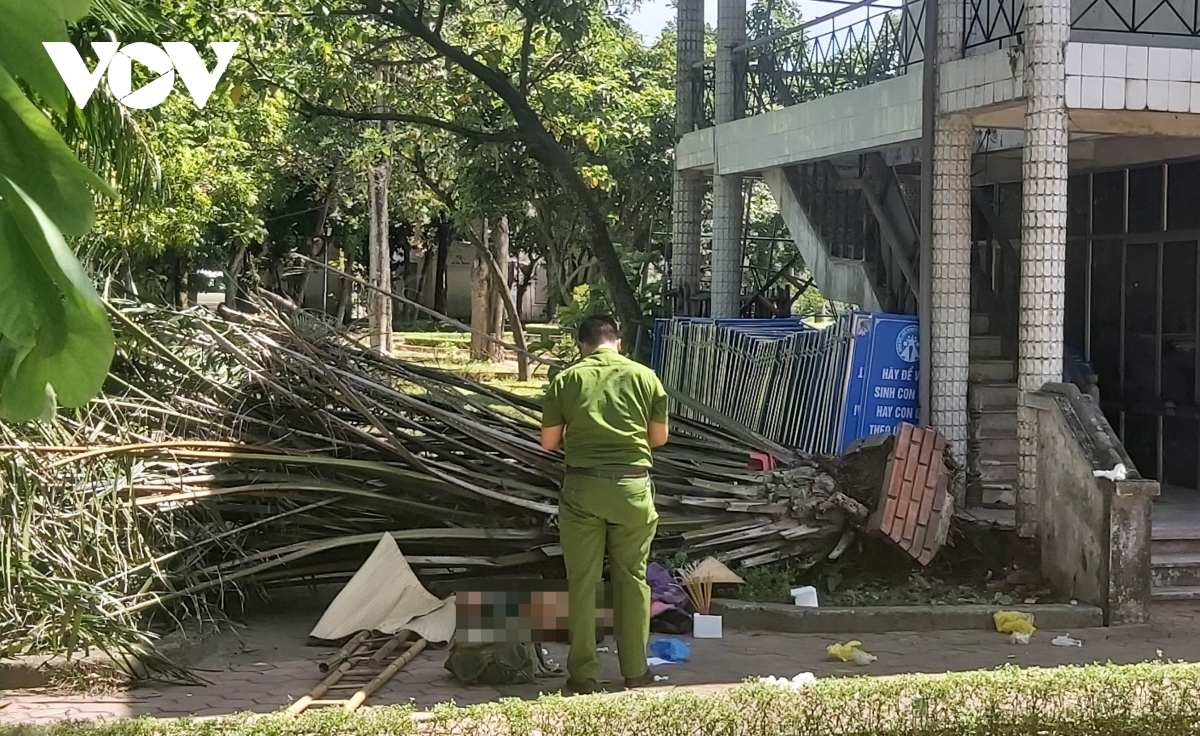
[790, 586, 819, 607]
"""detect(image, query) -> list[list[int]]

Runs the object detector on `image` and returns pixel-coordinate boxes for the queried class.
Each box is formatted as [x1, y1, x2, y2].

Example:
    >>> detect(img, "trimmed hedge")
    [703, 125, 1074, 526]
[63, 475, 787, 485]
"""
[6, 663, 1200, 736]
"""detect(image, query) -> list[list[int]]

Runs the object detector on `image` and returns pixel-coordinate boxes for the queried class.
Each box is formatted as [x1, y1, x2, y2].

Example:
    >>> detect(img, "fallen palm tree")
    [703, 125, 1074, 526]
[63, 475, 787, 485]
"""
[0, 294, 932, 669]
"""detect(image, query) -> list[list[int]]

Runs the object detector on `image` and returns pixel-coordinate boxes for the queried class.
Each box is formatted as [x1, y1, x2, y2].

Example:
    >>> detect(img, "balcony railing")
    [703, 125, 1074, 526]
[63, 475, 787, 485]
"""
[966, 0, 1200, 55]
[694, 0, 1200, 127]
[698, 0, 924, 125]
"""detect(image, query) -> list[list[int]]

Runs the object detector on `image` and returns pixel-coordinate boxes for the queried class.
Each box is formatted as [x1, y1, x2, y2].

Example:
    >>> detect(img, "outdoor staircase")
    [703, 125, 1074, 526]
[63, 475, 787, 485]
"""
[1151, 532, 1200, 601]
[967, 311, 1019, 509]
[769, 152, 921, 314]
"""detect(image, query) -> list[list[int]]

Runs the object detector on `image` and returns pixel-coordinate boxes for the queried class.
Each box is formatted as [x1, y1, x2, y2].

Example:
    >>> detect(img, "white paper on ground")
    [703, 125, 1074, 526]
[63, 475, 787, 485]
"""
[647, 657, 679, 666]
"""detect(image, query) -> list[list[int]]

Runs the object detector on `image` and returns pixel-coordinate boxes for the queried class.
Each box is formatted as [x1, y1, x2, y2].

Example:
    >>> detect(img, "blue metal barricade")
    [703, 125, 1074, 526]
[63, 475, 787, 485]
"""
[652, 313, 920, 454]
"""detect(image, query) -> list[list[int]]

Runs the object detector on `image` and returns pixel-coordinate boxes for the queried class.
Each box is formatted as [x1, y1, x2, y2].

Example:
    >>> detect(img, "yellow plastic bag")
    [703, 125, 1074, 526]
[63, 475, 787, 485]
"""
[827, 640, 877, 665]
[993, 611, 1036, 635]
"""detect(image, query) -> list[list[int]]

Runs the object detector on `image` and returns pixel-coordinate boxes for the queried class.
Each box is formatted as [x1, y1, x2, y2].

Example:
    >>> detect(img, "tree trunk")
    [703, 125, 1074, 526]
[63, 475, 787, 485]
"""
[224, 243, 248, 309]
[294, 184, 337, 304]
[488, 216, 508, 342]
[363, 5, 643, 344]
[418, 240, 437, 308]
[434, 216, 450, 315]
[469, 219, 494, 361]
[485, 216, 529, 381]
[367, 159, 394, 355]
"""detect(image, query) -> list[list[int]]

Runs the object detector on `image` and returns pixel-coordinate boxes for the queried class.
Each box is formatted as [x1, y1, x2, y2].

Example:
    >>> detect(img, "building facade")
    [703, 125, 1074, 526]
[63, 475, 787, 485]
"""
[670, 0, 1200, 541]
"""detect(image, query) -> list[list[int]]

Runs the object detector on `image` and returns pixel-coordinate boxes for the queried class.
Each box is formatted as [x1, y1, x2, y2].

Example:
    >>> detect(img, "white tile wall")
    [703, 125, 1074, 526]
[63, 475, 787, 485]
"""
[1104, 76, 1125, 109]
[1127, 79, 1147, 110]
[1082, 43, 1105, 73]
[1066, 43, 1082, 76]
[1149, 47, 1171, 81]
[1104, 45, 1127, 77]
[1170, 80, 1191, 112]
[1148, 79, 1171, 110]
[1127, 46, 1148, 79]
[1066, 42, 1200, 114]
[1066, 76, 1082, 108]
[1171, 48, 1193, 81]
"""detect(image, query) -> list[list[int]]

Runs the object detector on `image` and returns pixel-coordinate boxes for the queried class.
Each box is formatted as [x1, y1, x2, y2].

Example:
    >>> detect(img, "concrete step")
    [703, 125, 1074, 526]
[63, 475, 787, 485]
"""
[975, 459, 1018, 485]
[970, 359, 1016, 382]
[970, 437, 1020, 459]
[1151, 554, 1200, 588]
[971, 410, 1018, 438]
[971, 312, 991, 334]
[969, 335, 1003, 359]
[1152, 585, 1200, 602]
[969, 382, 1018, 412]
[1151, 530, 1200, 557]
[980, 483, 1016, 508]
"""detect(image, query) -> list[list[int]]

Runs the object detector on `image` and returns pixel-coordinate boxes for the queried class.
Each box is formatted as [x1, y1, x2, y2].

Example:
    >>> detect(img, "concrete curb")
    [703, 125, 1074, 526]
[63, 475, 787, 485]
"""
[711, 598, 1104, 634]
[0, 623, 221, 690]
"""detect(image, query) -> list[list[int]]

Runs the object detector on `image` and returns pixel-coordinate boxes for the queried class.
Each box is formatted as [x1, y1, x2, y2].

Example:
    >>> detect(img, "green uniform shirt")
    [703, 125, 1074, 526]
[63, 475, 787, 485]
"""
[542, 348, 668, 469]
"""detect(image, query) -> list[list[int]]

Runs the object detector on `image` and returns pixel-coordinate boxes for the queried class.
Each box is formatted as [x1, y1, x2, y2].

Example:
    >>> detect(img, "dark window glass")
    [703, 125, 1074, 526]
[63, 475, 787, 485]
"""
[1124, 413, 1159, 480]
[972, 186, 992, 242]
[1162, 241, 1197, 406]
[1163, 417, 1198, 489]
[1124, 242, 1159, 402]
[1066, 239, 1088, 350]
[1128, 165, 1164, 234]
[1168, 161, 1200, 231]
[1093, 171, 1125, 235]
[1091, 239, 1123, 402]
[996, 182, 1022, 243]
[1068, 175, 1089, 237]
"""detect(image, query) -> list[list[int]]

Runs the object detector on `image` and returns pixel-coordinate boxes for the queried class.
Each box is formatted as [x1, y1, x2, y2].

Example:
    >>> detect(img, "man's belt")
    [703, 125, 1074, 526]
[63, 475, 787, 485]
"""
[565, 467, 650, 479]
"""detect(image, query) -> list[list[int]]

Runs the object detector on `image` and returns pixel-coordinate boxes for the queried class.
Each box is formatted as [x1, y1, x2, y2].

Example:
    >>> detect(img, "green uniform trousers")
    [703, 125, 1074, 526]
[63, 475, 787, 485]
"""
[559, 473, 658, 684]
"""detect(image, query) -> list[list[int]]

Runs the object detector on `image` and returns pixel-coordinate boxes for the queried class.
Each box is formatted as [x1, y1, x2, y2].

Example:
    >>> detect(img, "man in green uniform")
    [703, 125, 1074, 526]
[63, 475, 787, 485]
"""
[540, 314, 669, 694]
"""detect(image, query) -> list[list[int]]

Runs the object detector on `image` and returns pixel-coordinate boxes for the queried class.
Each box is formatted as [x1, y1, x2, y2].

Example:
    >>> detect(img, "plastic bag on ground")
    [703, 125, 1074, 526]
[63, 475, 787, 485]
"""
[1052, 633, 1083, 647]
[756, 673, 817, 691]
[1009, 632, 1031, 645]
[827, 641, 876, 664]
[649, 637, 691, 662]
[994, 611, 1036, 635]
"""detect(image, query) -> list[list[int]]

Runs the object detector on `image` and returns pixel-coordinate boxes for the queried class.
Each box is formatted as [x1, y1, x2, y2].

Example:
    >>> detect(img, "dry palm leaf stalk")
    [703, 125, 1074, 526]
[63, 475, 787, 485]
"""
[0, 293, 883, 671]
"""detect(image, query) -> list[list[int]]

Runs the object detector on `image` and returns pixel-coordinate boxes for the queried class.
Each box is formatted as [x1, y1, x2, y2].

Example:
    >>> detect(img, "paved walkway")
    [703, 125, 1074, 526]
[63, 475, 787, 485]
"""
[3, 604, 1200, 725]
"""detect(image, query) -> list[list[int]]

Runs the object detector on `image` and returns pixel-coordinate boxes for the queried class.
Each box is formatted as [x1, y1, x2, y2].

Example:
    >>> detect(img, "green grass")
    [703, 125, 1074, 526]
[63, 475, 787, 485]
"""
[6, 663, 1200, 735]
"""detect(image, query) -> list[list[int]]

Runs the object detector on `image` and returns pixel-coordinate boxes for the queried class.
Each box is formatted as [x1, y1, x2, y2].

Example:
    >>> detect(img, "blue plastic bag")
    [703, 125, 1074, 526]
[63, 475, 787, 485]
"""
[649, 637, 691, 662]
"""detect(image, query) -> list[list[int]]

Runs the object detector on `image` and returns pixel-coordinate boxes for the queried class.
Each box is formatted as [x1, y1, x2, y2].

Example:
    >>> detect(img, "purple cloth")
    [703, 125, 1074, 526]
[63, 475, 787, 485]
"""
[647, 562, 688, 616]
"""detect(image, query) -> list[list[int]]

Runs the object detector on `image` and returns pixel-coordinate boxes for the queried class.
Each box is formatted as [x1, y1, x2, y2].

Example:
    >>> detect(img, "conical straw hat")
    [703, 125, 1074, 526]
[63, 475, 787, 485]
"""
[681, 556, 745, 584]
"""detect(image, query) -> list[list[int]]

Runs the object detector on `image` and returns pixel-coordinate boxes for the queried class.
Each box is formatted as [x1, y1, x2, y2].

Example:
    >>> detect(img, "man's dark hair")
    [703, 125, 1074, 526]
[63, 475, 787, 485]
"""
[577, 314, 620, 347]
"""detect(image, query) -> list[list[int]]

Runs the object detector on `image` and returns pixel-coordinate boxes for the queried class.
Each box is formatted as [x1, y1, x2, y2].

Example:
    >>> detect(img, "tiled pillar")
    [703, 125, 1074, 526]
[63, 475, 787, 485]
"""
[672, 0, 705, 307]
[931, 0, 971, 466]
[1018, 0, 1070, 536]
[932, 116, 973, 466]
[711, 0, 746, 318]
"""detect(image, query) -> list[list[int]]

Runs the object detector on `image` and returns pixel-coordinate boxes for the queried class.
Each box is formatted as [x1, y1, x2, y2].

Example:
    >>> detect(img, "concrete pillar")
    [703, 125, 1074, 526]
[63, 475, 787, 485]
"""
[930, 0, 971, 465]
[671, 0, 705, 307]
[1017, 0, 1070, 535]
[931, 116, 973, 466]
[711, 0, 746, 318]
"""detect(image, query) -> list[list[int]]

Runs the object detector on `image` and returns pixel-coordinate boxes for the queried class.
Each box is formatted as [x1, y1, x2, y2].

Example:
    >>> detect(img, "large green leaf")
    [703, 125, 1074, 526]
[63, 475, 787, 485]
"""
[59, 0, 92, 23]
[0, 176, 114, 421]
[0, 0, 71, 115]
[0, 68, 113, 237]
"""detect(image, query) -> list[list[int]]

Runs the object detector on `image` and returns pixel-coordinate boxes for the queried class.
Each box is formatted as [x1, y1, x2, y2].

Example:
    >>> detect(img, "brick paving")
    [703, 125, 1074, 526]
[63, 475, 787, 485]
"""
[3, 603, 1200, 725]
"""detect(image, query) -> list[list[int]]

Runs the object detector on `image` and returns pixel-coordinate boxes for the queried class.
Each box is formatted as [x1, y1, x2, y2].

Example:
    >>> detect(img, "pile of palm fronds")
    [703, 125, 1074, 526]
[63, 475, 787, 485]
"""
[0, 294, 872, 667]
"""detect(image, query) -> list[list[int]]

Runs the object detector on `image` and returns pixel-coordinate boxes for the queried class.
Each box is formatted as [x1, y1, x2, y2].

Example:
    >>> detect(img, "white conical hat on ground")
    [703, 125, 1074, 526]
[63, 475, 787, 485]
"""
[680, 556, 745, 584]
